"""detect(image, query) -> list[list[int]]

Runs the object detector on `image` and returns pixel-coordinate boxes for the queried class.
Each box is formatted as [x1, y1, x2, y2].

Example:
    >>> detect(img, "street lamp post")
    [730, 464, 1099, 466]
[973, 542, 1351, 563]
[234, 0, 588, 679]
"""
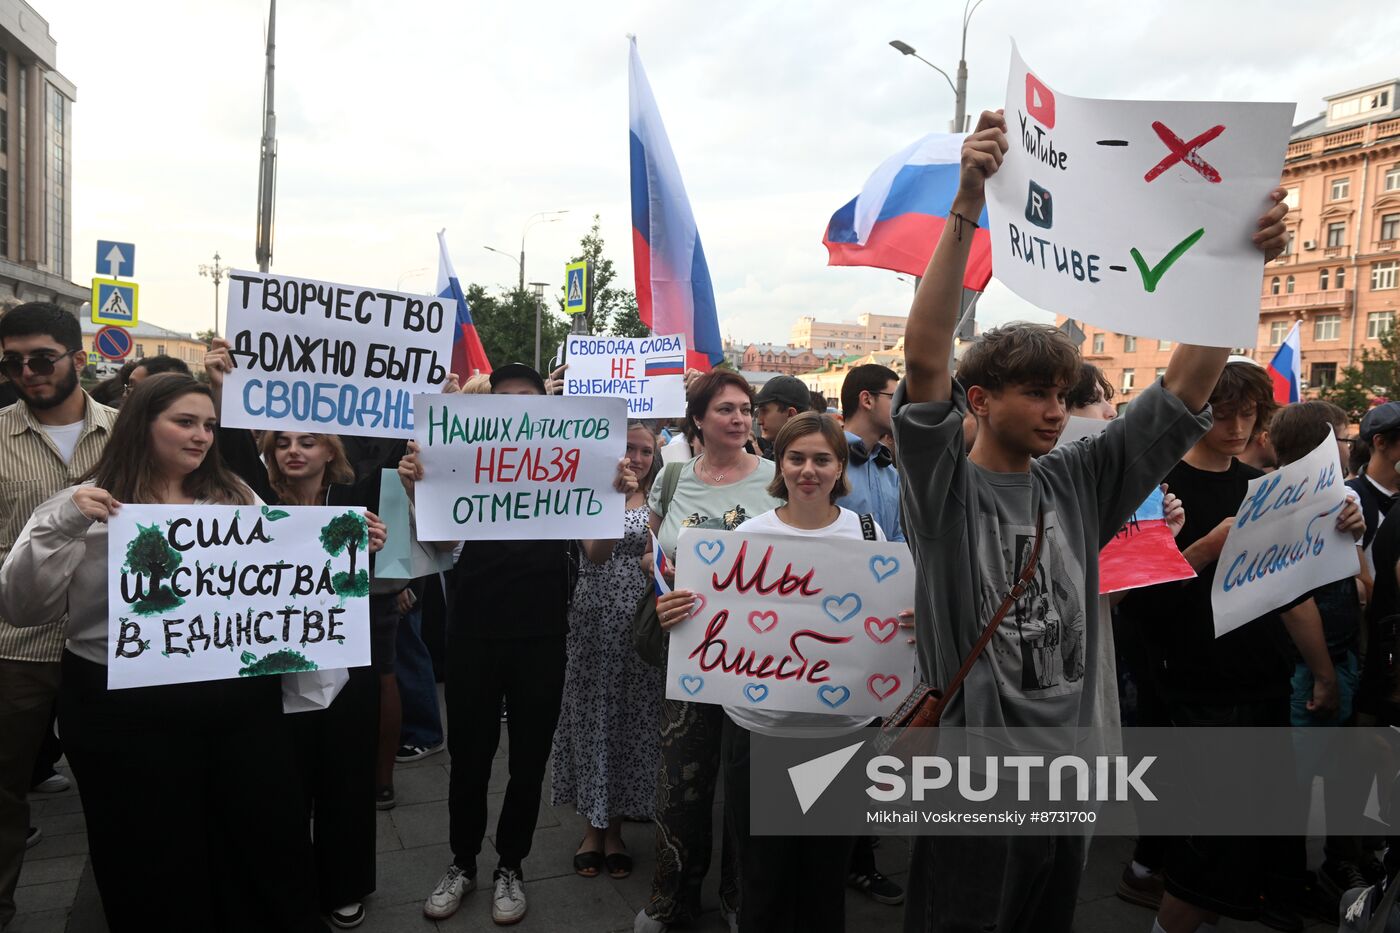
[529, 282, 549, 373]
[485, 210, 568, 294]
[890, 0, 986, 132]
[198, 252, 229, 337]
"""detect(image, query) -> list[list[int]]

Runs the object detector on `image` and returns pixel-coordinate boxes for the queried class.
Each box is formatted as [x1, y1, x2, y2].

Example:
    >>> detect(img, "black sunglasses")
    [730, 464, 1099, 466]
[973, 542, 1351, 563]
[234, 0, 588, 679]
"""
[0, 352, 74, 380]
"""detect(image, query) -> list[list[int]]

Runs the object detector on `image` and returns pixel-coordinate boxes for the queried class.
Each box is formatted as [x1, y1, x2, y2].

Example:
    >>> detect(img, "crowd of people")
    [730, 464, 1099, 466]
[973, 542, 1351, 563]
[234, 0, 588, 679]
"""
[0, 107, 1394, 933]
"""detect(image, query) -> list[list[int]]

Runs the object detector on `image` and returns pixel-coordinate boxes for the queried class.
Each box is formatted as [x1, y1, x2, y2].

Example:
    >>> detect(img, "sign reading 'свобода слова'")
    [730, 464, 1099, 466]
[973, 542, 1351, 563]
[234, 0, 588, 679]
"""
[106, 505, 372, 690]
[222, 270, 453, 438]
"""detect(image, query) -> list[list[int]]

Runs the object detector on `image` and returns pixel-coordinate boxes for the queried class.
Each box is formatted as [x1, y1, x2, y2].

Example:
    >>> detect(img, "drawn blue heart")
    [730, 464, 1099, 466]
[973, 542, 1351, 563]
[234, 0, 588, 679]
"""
[817, 685, 851, 709]
[744, 683, 768, 704]
[694, 539, 725, 566]
[870, 555, 900, 583]
[822, 593, 862, 624]
[679, 674, 704, 696]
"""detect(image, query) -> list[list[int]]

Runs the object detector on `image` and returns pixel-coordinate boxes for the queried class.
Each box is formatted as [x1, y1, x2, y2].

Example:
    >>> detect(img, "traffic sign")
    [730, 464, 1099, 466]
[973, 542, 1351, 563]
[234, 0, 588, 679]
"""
[565, 261, 587, 316]
[94, 325, 134, 361]
[91, 278, 139, 327]
[95, 241, 135, 278]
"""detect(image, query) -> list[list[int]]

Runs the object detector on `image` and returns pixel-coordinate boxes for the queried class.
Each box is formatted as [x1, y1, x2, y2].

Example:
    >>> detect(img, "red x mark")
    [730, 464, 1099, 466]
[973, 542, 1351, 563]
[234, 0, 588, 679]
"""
[1144, 121, 1225, 183]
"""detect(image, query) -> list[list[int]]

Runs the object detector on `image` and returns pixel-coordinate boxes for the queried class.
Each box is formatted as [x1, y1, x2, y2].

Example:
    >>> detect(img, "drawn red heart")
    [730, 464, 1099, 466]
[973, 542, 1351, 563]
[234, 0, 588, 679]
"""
[867, 674, 901, 702]
[688, 595, 707, 619]
[864, 616, 898, 644]
[748, 610, 779, 634]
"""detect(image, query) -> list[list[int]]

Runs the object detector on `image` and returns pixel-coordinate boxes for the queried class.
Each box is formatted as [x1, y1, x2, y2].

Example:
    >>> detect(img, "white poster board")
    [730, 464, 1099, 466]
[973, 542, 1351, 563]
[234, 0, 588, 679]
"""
[564, 333, 688, 417]
[666, 528, 916, 717]
[1211, 430, 1358, 637]
[222, 270, 453, 438]
[106, 505, 372, 689]
[986, 43, 1293, 348]
[412, 393, 628, 541]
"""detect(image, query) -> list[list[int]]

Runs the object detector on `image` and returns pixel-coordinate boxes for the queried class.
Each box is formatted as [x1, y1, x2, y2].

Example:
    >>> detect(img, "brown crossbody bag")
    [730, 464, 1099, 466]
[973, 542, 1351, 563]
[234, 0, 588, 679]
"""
[878, 511, 1044, 748]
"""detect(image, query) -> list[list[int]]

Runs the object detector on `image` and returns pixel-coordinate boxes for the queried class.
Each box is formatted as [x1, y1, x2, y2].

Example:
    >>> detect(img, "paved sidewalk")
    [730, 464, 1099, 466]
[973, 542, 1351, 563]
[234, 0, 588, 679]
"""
[12, 738, 1343, 933]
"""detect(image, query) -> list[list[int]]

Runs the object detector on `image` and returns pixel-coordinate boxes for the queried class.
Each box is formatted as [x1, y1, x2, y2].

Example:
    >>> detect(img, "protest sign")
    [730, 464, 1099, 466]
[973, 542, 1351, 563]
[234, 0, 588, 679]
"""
[222, 270, 453, 438]
[412, 393, 627, 541]
[106, 505, 372, 690]
[375, 470, 456, 580]
[1055, 417, 1195, 594]
[986, 44, 1293, 348]
[1211, 429, 1358, 637]
[666, 528, 916, 717]
[564, 333, 687, 416]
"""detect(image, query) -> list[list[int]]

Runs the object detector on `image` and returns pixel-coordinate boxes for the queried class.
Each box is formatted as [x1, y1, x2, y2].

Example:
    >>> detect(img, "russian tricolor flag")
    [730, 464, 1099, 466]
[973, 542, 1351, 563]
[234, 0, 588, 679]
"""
[628, 37, 723, 371]
[1267, 320, 1301, 405]
[823, 133, 993, 290]
[645, 356, 685, 377]
[437, 231, 492, 380]
[651, 531, 671, 597]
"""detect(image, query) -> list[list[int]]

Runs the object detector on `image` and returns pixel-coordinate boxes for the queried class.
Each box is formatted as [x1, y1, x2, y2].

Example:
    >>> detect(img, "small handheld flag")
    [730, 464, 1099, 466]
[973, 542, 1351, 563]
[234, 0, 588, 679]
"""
[437, 231, 492, 380]
[651, 531, 671, 597]
[1266, 320, 1301, 405]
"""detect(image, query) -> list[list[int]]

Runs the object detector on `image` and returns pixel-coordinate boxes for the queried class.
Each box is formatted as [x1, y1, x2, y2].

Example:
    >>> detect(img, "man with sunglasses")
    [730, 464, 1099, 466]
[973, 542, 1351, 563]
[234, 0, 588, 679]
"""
[0, 303, 116, 930]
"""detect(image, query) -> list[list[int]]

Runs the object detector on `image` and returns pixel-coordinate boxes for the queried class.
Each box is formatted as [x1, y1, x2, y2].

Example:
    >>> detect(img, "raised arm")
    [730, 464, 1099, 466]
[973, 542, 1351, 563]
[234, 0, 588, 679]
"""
[904, 111, 1007, 404]
[1162, 189, 1290, 412]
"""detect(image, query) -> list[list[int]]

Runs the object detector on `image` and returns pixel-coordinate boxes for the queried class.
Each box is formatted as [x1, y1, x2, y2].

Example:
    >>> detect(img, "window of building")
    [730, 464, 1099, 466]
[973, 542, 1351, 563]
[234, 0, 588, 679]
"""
[135, 344, 146, 357]
[0, 168, 7, 256]
[1286, 275, 1295, 293]
[1270, 276, 1281, 295]
[1121, 369, 1135, 391]
[1331, 177, 1351, 200]
[1337, 267, 1346, 289]
[1157, 339, 1171, 351]
[1269, 321, 1290, 345]
[1154, 367, 1166, 381]
[0, 51, 6, 95]
[1315, 314, 1342, 341]
[1283, 188, 1300, 209]
[1123, 335, 1136, 352]
[1387, 166, 1400, 192]
[1330, 91, 1392, 122]
[1320, 268, 1330, 290]
[1092, 333, 1104, 354]
[1311, 362, 1337, 389]
[1383, 213, 1400, 242]
[1368, 311, 1396, 338]
[1374, 261, 1400, 291]
[156, 345, 166, 356]
[0, 110, 6, 155]
[1327, 222, 1347, 248]
[1281, 231, 1294, 257]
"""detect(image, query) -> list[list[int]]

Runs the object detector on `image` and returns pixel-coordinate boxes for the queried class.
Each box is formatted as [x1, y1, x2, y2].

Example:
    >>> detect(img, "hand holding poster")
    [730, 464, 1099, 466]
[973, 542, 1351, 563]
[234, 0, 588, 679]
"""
[666, 529, 916, 717]
[986, 43, 1293, 348]
[222, 270, 453, 438]
[106, 505, 372, 689]
[565, 333, 687, 416]
[1211, 429, 1359, 637]
[412, 394, 627, 541]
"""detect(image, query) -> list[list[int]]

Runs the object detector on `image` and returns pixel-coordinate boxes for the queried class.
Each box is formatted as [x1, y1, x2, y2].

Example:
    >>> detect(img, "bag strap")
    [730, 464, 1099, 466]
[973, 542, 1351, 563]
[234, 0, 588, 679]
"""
[657, 462, 683, 520]
[930, 511, 1045, 720]
[859, 513, 878, 541]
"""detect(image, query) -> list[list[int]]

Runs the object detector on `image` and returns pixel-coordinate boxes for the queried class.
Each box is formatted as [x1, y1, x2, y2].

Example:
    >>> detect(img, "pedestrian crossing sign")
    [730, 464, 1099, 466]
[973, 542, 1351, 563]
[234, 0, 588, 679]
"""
[91, 277, 139, 327]
[565, 261, 587, 316]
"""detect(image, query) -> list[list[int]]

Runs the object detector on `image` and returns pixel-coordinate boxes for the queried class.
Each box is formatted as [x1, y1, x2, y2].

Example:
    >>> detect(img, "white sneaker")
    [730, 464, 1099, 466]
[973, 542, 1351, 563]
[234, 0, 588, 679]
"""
[491, 868, 527, 925]
[634, 907, 668, 932]
[31, 773, 70, 794]
[423, 864, 474, 919]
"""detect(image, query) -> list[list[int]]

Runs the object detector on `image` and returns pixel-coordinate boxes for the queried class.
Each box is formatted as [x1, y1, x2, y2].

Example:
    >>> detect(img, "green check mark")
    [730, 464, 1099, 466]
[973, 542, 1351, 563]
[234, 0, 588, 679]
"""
[1129, 227, 1205, 293]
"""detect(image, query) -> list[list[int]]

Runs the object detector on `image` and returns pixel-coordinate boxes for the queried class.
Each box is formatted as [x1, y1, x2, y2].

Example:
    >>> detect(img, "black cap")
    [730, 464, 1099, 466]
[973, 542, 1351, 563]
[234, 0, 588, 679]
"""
[489, 362, 546, 394]
[753, 375, 811, 412]
[1361, 401, 1400, 441]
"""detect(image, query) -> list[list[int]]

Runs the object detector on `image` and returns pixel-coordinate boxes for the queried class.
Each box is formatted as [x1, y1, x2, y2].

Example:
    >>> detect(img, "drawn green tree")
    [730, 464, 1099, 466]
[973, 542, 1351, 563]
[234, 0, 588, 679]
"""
[320, 512, 367, 575]
[124, 523, 184, 613]
[239, 648, 318, 677]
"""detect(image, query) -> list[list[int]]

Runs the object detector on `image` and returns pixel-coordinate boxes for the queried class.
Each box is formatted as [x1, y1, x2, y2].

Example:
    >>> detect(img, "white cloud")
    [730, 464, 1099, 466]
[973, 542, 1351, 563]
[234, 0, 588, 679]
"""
[43, 0, 1396, 343]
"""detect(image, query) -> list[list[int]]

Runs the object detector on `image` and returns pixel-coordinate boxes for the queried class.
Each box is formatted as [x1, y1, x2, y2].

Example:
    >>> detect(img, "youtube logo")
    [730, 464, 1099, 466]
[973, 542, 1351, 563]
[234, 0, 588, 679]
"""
[1026, 72, 1056, 129]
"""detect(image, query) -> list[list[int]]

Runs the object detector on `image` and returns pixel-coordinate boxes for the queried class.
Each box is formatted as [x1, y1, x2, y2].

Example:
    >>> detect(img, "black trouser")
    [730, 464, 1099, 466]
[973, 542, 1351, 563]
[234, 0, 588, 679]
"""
[446, 635, 566, 876]
[293, 663, 379, 911]
[722, 719, 854, 933]
[59, 652, 324, 933]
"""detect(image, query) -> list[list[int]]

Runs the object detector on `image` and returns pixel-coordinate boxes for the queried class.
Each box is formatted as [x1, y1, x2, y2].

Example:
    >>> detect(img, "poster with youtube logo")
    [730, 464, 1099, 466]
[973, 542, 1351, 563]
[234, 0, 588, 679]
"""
[985, 42, 1294, 349]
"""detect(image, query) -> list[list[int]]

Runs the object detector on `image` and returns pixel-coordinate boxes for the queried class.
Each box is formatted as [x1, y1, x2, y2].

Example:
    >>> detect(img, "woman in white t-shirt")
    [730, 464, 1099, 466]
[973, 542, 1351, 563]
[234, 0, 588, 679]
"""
[657, 412, 912, 933]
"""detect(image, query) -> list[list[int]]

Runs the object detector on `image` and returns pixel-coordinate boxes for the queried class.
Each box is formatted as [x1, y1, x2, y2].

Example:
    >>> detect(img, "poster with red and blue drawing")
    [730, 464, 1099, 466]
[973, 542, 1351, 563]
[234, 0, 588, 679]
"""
[1099, 486, 1195, 595]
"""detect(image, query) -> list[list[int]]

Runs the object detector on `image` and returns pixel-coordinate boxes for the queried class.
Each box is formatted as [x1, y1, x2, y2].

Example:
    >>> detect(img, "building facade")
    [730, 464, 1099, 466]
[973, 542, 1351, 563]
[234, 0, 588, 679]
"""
[790, 312, 907, 356]
[0, 2, 81, 313]
[728, 342, 846, 375]
[1062, 78, 1400, 409]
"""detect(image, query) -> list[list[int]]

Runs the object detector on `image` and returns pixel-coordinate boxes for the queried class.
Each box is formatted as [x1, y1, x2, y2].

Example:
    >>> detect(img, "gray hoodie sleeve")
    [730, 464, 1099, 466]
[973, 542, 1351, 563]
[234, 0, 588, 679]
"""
[0, 487, 94, 627]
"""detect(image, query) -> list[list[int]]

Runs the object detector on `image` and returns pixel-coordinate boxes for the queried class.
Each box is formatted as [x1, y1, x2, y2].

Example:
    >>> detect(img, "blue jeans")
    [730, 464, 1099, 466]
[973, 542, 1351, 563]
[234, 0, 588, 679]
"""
[396, 606, 443, 748]
[1290, 651, 1360, 727]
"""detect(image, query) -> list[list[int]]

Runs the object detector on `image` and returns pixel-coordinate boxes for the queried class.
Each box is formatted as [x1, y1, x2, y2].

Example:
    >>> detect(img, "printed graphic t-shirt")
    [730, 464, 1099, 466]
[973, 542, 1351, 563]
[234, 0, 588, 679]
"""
[721, 507, 886, 738]
[891, 379, 1211, 731]
[649, 458, 783, 561]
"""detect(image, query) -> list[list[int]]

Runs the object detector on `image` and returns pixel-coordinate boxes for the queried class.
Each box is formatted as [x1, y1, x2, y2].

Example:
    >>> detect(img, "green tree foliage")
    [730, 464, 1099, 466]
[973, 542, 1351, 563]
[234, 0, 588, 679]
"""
[468, 284, 570, 371]
[1319, 366, 1375, 423]
[558, 215, 650, 338]
[319, 512, 368, 576]
[1320, 328, 1400, 422]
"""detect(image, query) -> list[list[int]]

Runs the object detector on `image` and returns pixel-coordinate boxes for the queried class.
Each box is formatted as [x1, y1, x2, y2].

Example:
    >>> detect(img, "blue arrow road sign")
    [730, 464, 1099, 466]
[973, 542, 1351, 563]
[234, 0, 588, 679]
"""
[95, 240, 134, 278]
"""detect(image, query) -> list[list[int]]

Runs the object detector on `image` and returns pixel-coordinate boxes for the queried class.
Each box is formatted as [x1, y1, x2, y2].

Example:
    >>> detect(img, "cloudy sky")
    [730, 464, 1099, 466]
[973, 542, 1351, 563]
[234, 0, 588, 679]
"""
[45, 0, 1394, 346]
